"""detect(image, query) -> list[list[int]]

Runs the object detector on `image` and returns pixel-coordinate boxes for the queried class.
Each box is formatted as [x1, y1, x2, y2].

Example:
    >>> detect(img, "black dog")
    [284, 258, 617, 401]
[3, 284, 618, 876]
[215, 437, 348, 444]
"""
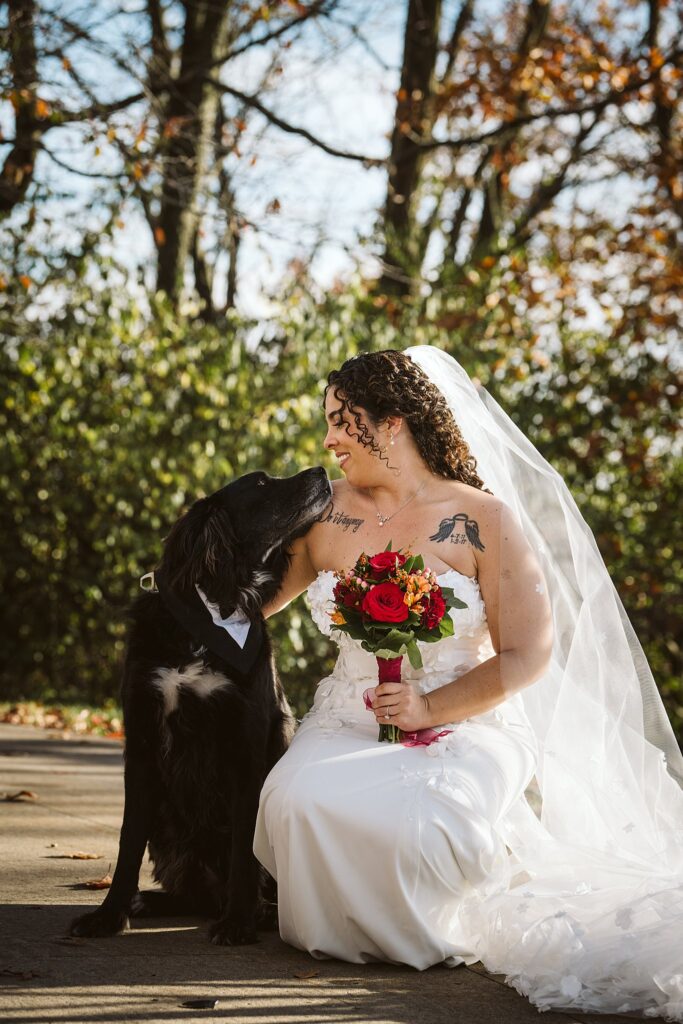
[70, 466, 331, 945]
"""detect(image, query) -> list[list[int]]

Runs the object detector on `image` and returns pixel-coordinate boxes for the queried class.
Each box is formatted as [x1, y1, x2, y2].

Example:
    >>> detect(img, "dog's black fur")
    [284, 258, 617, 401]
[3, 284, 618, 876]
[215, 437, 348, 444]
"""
[70, 466, 331, 945]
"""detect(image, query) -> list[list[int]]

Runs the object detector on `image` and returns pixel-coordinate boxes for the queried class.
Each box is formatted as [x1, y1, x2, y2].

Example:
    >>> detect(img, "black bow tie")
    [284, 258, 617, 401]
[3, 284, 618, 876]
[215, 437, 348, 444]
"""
[154, 567, 265, 675]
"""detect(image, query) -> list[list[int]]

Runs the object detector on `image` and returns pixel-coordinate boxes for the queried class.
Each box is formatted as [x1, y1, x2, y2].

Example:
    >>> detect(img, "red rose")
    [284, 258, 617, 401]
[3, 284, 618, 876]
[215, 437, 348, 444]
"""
[422, 589, 446, 629]
[368, 551, 407, 579]
[361, 582, 409, 623]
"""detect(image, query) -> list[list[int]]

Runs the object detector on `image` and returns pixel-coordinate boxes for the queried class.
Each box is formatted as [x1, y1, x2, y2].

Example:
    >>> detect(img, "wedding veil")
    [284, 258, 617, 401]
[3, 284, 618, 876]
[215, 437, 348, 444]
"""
[404, 344, 683, 1018]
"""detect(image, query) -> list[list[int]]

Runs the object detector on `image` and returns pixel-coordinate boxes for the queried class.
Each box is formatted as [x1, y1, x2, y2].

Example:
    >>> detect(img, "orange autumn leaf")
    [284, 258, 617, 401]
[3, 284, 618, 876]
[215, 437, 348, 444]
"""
[83, 872, 112, 889]
[59, 851, 103, 860]
[154, 226, 166, 247]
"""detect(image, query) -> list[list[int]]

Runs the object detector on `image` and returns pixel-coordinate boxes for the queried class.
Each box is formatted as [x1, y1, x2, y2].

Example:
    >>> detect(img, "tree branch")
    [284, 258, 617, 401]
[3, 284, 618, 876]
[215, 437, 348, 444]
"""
[415, 57, 681, 157]
[439, 0, 474, 86]
[207, 78, 382, 165]
[511, 116, 599, 245]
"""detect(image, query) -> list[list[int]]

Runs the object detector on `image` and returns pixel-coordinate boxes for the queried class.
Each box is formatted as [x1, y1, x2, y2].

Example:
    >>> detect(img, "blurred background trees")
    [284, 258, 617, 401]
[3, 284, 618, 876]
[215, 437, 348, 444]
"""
[1, 0, 681, 735]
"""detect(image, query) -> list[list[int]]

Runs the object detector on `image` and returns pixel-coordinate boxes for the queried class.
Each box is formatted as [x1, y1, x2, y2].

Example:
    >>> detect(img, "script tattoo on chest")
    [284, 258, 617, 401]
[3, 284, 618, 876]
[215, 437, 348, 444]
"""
[315, 502, 365, 534]
[429, 512, 486, 551]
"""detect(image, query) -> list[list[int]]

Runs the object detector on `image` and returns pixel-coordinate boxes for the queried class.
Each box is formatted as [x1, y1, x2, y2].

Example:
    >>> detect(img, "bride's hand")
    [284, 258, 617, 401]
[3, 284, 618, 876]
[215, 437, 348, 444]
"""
[372, 683, 430, 732]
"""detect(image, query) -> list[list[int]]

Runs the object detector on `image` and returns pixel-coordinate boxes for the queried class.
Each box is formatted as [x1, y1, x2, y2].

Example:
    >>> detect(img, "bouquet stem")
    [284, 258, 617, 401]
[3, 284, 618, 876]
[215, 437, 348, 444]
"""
[376, 655, 403, 743]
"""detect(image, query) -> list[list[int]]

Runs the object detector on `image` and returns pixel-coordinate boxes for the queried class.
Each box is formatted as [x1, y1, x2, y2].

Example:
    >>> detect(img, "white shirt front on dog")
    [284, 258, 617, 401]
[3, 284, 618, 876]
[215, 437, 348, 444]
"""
[195, 585, 251, 649]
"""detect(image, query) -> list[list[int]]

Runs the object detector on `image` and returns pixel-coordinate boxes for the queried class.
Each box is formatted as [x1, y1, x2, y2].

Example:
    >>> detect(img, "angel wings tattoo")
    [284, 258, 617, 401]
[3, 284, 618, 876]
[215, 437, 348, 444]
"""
[429, 512, 486, 551]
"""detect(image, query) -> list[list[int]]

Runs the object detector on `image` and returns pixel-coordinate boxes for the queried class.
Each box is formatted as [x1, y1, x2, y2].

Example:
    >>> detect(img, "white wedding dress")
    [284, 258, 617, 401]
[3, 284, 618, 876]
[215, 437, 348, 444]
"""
[253, 568, 683, 1022]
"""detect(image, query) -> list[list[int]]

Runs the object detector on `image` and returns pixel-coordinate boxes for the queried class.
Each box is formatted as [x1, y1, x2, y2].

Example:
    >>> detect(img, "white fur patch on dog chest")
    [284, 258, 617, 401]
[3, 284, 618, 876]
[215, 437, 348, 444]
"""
[152, 660, 235, 717]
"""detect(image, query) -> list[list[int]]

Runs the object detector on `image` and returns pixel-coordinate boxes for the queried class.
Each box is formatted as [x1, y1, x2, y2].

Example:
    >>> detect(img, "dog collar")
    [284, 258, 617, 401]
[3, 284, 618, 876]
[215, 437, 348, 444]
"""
[154, 567, 265, 674]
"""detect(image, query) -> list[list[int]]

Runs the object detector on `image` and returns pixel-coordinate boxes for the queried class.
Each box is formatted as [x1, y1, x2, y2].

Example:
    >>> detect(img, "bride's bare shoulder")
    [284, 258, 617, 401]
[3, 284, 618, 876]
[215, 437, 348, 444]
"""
[434, 478, 503, 514]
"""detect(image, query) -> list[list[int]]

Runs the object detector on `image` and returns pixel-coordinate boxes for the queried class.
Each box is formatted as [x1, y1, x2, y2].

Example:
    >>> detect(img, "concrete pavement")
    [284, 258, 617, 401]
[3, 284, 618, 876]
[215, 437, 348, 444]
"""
[0, 722, 634, 1024]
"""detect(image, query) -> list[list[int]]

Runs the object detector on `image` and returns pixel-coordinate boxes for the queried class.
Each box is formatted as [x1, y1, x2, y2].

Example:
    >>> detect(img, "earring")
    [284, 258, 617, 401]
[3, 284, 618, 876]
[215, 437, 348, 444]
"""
[389, 433, 395, 446]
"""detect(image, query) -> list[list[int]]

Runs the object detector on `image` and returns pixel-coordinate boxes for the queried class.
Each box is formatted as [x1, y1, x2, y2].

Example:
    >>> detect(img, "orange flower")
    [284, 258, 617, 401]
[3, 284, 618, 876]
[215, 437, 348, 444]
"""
[330, 610, 347, 625]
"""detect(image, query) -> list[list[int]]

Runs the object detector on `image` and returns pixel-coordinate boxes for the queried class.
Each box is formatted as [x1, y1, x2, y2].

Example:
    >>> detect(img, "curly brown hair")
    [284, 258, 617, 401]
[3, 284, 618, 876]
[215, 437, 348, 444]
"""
[324, 349, 494, 495]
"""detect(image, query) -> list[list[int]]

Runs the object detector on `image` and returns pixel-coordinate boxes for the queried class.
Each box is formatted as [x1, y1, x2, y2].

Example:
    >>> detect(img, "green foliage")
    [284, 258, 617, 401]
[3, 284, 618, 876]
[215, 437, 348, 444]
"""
[1, 278, 680, 741]
[0, 284, 345, 714]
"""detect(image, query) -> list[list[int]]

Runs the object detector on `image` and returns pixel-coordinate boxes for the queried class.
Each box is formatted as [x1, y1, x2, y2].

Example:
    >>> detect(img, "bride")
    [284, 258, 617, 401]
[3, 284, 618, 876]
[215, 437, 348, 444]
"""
[253, 346, 683, 1021]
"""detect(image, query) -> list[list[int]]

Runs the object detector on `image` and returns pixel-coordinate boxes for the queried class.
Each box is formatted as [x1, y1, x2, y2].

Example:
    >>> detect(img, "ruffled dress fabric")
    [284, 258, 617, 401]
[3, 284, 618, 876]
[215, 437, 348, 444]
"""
[253, 570, 683, 1021]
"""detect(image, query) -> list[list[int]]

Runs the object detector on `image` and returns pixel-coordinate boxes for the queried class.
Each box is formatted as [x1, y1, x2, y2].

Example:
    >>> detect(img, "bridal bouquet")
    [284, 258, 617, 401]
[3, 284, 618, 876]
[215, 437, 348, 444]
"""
[327, 543, 467, 743]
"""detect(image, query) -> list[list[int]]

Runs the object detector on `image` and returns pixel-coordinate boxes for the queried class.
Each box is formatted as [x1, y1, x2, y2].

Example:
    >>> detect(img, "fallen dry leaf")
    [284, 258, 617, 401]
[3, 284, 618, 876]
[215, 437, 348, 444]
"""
[82, 871, 112, 890]
[293, 970, 320, 979]
[2, 790, 38, 802]
[59, 852, 103, 860]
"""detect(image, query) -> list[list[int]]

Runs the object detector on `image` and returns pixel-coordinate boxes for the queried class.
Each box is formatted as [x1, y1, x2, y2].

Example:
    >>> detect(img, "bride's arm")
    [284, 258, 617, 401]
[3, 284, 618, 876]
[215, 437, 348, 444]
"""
[419, 498, 554, 727]
[260, 533, 318, 619]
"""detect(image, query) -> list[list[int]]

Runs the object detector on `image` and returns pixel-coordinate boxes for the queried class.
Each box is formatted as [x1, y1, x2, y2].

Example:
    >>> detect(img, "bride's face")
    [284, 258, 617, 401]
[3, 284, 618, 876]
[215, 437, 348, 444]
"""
[322, 389, 385, 481]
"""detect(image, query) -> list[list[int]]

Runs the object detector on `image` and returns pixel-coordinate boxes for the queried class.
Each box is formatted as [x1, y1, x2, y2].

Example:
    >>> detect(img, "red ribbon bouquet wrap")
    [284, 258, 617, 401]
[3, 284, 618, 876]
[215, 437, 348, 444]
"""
[327, 543, 468, 744]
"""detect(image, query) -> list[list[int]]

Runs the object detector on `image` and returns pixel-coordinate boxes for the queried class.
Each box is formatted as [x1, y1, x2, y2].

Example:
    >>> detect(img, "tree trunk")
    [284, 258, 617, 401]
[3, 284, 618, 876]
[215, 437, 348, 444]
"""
[379, 0, 442, 295]
[0, 0, 39, 218]
[155, 1, 231, 302]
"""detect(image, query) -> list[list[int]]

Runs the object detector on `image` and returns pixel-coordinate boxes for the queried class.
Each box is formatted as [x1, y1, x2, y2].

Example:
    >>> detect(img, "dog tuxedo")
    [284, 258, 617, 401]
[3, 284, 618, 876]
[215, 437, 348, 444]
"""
[154, 567, 264, 674]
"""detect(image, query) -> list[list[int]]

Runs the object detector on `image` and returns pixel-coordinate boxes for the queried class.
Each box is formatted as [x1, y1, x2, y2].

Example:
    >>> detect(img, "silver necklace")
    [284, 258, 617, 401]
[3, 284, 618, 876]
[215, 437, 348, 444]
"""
[368, 478, 429, 527]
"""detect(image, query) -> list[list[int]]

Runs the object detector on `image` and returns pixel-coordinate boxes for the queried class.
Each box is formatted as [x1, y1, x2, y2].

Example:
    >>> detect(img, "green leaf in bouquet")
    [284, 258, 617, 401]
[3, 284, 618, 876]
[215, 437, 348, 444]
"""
[384, 540, 392, 552]
[403, 555, 417, 574]
[411, 554, 424, 572]
[439, 585, 468, 610]
[371, 644, 407, 659]
[417, 626, 444, 643]
[406, 640, 423, 670]
[382, 626, 415, 645]
[439, 615, 455, 638]
[331, 620, 367, 641]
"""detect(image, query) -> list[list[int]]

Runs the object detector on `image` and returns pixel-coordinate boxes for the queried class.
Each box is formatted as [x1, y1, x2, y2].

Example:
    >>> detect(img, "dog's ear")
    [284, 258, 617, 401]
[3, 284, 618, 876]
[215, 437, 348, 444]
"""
[161, 498, 238, 597]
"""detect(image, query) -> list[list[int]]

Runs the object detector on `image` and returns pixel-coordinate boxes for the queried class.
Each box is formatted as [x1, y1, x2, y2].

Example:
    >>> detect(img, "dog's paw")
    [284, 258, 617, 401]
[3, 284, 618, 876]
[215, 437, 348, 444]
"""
[257, 900, 279, 931]
[209, 915, 258, 946]
[128, 892, 148, 917]
[69, 908, 130, 937]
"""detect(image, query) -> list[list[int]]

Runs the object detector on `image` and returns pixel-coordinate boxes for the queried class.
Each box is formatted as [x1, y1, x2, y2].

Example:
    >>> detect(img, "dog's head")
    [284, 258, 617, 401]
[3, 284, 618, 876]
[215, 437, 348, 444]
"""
[159, 466, 331, 618]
